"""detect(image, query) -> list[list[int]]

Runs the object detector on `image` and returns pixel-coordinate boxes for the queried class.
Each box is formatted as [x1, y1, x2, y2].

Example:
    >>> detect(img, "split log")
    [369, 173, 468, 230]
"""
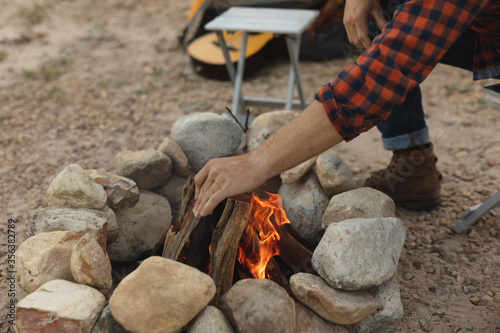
[272, 216, 315, 274]
[161, 177, 201, 260]
[209, 196, 251, 307]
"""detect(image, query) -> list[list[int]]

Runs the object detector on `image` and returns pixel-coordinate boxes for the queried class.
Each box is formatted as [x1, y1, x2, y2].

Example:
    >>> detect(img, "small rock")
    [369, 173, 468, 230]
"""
[294, 302, 348, 333]
[245, 110, 299, 152]
[469, 295, 480, 305]
[402, 272, 414, 281]
[316, 153, 356, 197]
[16, 231, 81, 294]
[312, 217, 406, 290]
[158, 136, 192, 176]
[323, 187, 395, 228]
[221, 278, 295, 333]
[347, 277, 404, 333]
[87, 169, 140, 209]
[107, 191, 172, 262]
[484, 144, 500, 166]
[115, 148, 172, 190]
[290, 273, 377, 325]
[187, 306, 234, 333]
[280, 157, 317, 184]
[47, 164, 107, 209]
[171, 112, 246, 171]
[278, 171, 329, 245]
[154, 174, 189, 218]
[109, 257, 216, 333]
[28, 207, 108, 249]
[16, 280, 106, 333]
[71, 233, 112, 293]
[92, 305, 132, 333]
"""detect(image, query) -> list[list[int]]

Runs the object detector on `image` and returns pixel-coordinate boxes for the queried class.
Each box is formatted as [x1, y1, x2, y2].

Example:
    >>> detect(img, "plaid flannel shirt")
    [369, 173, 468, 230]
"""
[315, 0, 500, 141]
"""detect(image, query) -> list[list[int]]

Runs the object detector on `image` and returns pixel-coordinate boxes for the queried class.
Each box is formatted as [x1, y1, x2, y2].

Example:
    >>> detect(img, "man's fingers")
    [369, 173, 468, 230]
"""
[356, 19, 372, 50]
[194, 166, 209, 201]
[195, 182, 220, 217]
[372, 7, 388, 32]
[198, 189, 225, 219]
[346, 22, 363, 50]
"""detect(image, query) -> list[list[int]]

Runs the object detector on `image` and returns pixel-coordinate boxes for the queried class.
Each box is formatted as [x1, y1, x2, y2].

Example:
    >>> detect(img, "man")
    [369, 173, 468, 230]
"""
[193, 0, 500, 219]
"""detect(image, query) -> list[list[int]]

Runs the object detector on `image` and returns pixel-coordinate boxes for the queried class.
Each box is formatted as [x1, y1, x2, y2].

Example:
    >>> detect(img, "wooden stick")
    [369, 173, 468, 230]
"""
[209, 197, 250, 307]
[161, 177, 201, 261]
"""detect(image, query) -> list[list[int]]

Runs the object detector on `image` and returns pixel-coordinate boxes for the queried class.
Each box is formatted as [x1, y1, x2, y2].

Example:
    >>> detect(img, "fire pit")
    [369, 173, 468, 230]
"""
[157, 178, 314, 306]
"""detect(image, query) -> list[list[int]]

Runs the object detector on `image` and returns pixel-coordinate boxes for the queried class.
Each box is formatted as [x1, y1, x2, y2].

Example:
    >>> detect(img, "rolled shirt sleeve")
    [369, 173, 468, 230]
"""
[315, 0, 489, 141]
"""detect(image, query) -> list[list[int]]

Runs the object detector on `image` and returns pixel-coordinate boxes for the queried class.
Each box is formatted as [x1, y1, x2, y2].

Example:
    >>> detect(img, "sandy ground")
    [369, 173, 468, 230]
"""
[0, 0, 499, 332]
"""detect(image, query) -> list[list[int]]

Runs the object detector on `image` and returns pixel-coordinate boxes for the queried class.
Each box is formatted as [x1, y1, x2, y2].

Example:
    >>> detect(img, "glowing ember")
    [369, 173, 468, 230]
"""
[237, 192, 290, 279]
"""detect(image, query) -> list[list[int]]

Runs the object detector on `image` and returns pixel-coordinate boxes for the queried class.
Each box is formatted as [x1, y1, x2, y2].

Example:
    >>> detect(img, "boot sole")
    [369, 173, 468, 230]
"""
[395, 195, 442, 212]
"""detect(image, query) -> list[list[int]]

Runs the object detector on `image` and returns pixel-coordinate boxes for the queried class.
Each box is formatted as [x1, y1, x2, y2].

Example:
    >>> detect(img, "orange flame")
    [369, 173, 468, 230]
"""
[237, 192, 290, 279]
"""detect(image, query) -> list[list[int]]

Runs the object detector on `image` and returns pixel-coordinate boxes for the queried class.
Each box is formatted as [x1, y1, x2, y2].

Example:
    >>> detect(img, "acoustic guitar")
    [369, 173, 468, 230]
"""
[187, 31, 275, 81]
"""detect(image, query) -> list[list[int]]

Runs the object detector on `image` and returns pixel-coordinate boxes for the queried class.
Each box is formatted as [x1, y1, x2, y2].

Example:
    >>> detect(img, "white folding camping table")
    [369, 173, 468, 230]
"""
[204, 7, 319, 114]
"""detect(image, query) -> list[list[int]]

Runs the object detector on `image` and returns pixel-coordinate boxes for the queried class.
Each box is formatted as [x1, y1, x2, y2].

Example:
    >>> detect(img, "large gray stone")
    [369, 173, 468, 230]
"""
[295, 302, 349, 333]
[246, 110, 299, 152]
[109, 256, 216, 333]
[323, 187, 395, 229]
[316, 153, 356, 197]
[71, 233, 112, 293]
[290, 273, 377, 325]
[114, 148, 172, 190]
[87, 169, 140, 209]
[16, 280, 106, 333]
[158, 136, 193, 176]
[221, 278, 295, 333]
[187, 306, 234, 333]
[47, 164, 107, 209]
[28, 207, 108, 249]
[312, 218, 406, 290]
[171, 112, 246, 171]
[107, 191, 172, 262]
[278, 171, 329, 245]
[16, 231, 81, 294]
[347, 277, 403, 333]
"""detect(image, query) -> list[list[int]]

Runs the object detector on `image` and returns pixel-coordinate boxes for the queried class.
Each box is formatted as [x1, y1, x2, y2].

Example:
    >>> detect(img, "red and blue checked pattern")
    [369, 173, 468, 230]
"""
[315, 0, 499, 141]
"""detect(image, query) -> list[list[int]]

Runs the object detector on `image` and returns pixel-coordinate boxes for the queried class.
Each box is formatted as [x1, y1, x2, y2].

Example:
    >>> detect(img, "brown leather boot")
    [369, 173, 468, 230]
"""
[364, 143, 442, 211]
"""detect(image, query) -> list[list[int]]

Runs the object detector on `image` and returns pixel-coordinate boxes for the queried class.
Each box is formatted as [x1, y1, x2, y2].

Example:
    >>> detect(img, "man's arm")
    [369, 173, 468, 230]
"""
[193, 100, 343, 218]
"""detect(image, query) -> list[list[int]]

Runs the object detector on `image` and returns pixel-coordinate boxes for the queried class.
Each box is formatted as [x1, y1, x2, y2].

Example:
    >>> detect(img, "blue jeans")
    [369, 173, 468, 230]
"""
[373, 3, 476, 150]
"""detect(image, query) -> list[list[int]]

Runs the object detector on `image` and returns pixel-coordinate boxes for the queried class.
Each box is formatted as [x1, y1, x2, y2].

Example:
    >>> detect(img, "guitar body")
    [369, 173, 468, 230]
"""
[187, 31, 275, 81]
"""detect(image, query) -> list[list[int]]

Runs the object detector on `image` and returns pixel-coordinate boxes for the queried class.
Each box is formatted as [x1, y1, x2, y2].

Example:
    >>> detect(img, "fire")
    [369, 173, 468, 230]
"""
[237, 192, 290, 279]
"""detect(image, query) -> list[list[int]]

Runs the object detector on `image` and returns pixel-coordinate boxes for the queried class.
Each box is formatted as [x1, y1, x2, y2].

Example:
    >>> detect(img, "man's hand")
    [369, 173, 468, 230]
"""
[343, 0, 387, 50]
[193, 152, 268, 218]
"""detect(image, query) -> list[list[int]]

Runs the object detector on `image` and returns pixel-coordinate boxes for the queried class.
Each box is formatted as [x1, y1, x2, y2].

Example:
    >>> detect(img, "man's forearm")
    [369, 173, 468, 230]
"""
[254, 100, 343, 180]
[193, 100, 343, 218]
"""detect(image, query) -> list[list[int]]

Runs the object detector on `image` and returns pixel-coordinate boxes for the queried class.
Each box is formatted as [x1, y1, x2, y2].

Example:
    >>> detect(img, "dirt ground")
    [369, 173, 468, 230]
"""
[0, 0, 499, 332]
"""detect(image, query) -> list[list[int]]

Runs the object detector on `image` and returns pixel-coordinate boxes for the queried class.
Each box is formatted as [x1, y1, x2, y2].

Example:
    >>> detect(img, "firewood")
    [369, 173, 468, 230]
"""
[209, 197, 250, 307]
[161, 177, 201, 260]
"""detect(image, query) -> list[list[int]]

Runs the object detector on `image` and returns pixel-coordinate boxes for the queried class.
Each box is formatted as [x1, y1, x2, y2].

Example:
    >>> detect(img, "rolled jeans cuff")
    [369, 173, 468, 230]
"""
[381, 126, 430, 151]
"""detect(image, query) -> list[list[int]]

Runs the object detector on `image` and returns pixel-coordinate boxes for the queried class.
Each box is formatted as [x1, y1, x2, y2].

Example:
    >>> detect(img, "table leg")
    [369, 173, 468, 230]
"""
[231, 31, 249, 114]
[215, 31, 236, 83]
[285, 35, 306, 110]
[452, 190, 500, 233]
[215, 31, 246, 114]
